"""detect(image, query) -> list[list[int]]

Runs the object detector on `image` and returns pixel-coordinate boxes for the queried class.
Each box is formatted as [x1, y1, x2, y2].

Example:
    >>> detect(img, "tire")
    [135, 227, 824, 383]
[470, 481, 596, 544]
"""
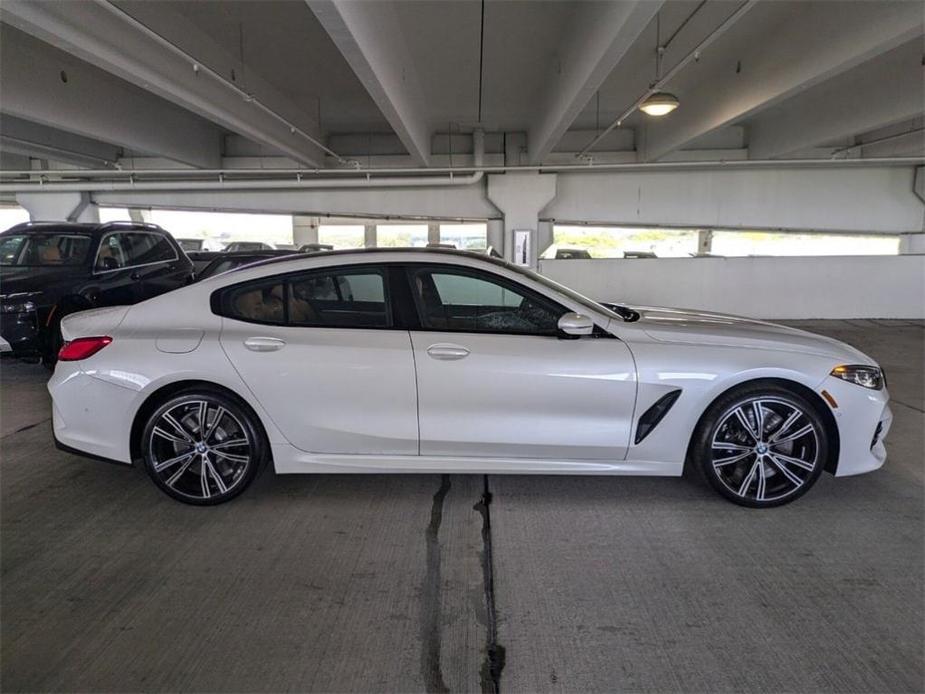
[141, 389, 267, 505]
[42, 314, 66, 370]
[691, 383, 828, 508]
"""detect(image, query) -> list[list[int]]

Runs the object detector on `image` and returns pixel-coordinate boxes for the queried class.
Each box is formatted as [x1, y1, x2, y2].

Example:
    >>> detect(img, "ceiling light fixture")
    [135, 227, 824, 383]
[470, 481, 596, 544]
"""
[639, 92, 680, 117]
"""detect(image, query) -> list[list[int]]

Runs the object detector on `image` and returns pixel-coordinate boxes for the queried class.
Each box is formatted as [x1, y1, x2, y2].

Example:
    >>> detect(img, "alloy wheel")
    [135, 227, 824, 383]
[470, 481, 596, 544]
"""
[148, 399, 253, 501]
[710, 396, 820, 504]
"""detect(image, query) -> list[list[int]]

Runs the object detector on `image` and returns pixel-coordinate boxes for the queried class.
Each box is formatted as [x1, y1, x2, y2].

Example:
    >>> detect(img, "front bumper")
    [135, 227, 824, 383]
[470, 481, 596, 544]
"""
[0, 308, 40, 357]
[820, 375, 892, 477]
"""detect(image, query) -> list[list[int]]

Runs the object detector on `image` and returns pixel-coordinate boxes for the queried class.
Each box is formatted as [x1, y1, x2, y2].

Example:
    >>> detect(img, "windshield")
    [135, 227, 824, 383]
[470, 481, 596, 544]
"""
[502, 261, 622, 321]
[0, 233, 92, 267]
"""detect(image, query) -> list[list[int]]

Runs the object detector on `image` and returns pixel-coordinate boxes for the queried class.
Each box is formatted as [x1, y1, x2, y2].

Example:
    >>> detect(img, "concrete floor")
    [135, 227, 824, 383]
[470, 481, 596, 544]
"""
[1, 320, 922, 692]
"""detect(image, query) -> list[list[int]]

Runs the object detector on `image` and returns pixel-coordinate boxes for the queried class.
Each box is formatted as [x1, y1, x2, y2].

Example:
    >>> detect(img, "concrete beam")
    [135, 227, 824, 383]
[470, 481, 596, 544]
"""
[543, 166, 924, 234]
[643, 1, 923, 161]
[0, 26, 222, 168]
[307, 0, 432, 165]
[527, 0, 663, 165]
[17, 191, 98, 222]
[1, 0, 327, 166]
[0, 115, 123, 169]
[748, 39, 925, 159]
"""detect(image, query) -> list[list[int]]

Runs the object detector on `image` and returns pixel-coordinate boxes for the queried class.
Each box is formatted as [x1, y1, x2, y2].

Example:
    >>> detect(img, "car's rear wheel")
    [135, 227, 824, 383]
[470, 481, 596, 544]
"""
[141, 390, 266, 505]
[692, 384, 827, 508]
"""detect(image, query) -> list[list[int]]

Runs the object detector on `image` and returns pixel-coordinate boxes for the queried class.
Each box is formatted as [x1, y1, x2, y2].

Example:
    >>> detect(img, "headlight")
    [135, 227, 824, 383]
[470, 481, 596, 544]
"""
[831, 364, 884, 390]
[0, 291, 41, 314]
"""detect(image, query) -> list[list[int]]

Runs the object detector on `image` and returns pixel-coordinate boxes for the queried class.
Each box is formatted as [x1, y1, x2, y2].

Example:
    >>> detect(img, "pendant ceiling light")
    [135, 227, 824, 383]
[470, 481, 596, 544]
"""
[639, 92, 680, 117]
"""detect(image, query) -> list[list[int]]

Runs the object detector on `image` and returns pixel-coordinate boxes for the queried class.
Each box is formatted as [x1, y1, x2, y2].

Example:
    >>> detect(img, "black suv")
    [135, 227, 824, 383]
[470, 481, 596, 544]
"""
[0, 221, 193, 364]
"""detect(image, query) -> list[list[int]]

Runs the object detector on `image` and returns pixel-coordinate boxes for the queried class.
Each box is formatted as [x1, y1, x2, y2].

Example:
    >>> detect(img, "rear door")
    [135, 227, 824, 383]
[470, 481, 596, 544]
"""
[117, 231, 188, 299]
[217, 264, 418, 455]
[92, 232, 143, 305]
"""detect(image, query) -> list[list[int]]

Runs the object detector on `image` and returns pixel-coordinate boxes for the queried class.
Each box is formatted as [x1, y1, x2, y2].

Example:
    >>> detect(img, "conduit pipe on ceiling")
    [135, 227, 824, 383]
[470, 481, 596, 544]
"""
[0, 131, 488, 193]
[576, 0, 760, 159]
[1, 157, 922, 193]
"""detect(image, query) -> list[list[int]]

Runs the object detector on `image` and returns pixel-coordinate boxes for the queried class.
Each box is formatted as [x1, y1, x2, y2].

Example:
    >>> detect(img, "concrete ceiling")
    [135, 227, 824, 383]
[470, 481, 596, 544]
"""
[0, 0, 922, 170]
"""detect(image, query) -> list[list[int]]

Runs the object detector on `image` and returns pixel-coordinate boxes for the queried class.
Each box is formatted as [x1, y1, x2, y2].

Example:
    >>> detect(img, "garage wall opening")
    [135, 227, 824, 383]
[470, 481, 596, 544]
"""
[99, 207, 295, 249]
[550, 224, 901, 259]
[0, 206, 30, 230]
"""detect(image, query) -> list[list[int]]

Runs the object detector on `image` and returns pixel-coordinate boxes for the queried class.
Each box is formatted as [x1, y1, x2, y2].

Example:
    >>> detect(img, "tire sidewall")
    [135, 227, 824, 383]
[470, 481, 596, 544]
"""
[693, 384, 828, 508]
[141, 389, 266, 505]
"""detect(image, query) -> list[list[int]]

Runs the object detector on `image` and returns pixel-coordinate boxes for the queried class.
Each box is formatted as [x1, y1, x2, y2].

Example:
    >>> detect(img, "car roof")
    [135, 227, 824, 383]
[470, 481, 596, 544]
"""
[242, 246, 507, 273]
[2, 221, 168, 237]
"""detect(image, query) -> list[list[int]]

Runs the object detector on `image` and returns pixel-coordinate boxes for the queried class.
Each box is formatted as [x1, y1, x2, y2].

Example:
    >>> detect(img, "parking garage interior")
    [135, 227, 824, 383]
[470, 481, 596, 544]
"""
[1, 0, 924, 691]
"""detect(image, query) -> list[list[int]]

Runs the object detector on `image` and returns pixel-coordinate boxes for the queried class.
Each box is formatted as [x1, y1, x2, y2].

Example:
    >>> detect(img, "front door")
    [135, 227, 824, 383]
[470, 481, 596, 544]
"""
[217, 265, 418, 455]
[405, 265, 637, 460]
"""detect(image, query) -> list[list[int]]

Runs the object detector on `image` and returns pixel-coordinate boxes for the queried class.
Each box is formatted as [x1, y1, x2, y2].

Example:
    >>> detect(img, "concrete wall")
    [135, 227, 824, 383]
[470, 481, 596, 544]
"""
[544, 167, 924, 234]
[539, 255, 925, 319]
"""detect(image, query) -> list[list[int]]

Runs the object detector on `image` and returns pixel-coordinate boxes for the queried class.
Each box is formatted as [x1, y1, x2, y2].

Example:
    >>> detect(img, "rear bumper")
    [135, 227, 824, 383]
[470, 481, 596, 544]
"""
[48, 367, 136, 465]
[821, 375, 892, 477]
[53, 431, 132, 467]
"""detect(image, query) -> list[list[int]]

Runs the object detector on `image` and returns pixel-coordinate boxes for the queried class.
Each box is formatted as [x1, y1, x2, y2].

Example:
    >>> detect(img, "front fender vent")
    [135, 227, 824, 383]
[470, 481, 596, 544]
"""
[634, 390, 682, 444]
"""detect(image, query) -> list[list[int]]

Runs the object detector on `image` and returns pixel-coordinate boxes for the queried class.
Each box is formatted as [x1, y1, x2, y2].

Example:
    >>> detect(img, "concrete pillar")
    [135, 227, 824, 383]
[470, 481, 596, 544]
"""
[364, 224, 377, 248]
[537, 220, 554, 260]
[128, 208, 151, 223]
[292, 215, 320, 247]
[697, 230, 714, 255]
[427, 223, 440, 245]
[16, 191, 99, 222]
[486, 172, 558, 267]
[486, 219, 504, 255]
[899, 233, 925, 254]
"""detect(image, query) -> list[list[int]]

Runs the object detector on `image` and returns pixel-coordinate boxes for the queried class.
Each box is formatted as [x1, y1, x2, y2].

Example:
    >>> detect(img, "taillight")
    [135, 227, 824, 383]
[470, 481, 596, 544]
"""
[58, 336, 112, 361]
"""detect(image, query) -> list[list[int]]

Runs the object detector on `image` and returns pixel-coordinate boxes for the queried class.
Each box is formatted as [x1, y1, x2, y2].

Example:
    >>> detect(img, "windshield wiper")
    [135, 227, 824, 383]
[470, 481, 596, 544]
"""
[601, 302, 640, 322]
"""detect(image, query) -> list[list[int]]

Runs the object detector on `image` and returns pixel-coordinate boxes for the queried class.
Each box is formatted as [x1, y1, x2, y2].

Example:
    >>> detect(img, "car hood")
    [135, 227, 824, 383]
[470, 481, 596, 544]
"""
[627, 305, 873, 363]
[0, 266, 83, 298]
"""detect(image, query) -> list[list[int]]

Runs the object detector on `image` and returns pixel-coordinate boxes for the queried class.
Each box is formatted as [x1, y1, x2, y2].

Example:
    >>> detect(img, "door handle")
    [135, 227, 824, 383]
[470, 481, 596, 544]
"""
[244, 337, 286, 352]
[426, 343, 470, 360]
[130, 271, 141, 280]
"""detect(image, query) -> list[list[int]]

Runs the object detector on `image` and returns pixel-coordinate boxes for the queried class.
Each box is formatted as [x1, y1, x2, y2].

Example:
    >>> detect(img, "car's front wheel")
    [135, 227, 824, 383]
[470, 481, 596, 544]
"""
[692, 384, 828, 508]
[141, 389, 266, 505]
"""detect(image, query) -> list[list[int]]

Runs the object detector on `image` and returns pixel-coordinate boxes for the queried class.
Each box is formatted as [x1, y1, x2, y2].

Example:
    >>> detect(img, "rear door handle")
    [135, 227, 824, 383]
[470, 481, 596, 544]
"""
[426, 343, 470, 360]
[244, 337, 286, 352]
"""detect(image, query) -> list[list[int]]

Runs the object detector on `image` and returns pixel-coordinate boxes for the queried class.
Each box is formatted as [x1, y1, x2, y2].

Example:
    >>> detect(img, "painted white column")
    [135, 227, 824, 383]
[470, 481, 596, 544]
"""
[697, 230, 714, 255]
[292, 215, 320, 247]
[128, 208, 152, 223]
[899, 233, 925, 254]
[486, 172, 557, 266]
[16, 192, 99, 222]
[486, 219, 504, 256]
[536, 220, 554, 259]
[364, 224, 377, 248]
[427, 223, 440, 245]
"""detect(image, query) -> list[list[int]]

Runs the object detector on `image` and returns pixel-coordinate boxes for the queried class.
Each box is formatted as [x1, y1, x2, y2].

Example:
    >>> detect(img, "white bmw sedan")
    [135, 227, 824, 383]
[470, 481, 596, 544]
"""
[49, 249, 892, 508]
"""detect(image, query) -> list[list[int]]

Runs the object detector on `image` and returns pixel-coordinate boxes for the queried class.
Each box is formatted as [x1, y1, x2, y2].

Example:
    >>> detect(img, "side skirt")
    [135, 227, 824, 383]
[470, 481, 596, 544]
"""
[270, 443, 683, 476]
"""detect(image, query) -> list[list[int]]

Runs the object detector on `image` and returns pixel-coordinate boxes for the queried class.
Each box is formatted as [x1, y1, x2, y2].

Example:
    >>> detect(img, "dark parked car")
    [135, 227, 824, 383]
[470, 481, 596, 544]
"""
[194, 250, 298, 280]
[223, 241, 275, 252]
[0, 221, 193, 364]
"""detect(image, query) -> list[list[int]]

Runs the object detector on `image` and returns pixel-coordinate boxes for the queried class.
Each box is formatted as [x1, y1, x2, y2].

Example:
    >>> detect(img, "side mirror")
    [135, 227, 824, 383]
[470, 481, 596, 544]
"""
[557, 312, 594, 338]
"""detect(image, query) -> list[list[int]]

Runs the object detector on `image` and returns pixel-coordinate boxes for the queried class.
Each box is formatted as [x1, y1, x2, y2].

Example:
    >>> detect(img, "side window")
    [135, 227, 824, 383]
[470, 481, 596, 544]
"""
[96, 234, 129, 270]
[122, 232, 176, 265]
[222, 280, 286, 324]
[288, 269, 389, 328]
[409, 267, 562, 335]
[96, 232, 175, 270]
[214, 267, 390, 328]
